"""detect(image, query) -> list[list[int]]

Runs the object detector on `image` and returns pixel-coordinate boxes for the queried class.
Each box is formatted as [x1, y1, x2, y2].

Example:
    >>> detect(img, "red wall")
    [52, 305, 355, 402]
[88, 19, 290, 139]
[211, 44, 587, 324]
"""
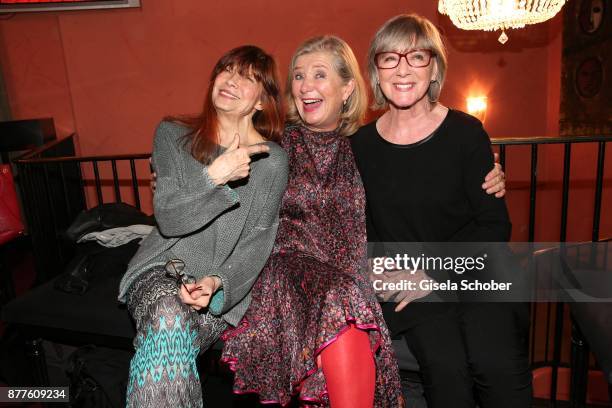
[0, 1, 609, 241]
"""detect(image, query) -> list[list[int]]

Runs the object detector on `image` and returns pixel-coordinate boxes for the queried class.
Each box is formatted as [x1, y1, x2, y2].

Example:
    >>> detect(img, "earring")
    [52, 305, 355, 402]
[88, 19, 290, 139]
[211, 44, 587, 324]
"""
[428, 79, 440, 103]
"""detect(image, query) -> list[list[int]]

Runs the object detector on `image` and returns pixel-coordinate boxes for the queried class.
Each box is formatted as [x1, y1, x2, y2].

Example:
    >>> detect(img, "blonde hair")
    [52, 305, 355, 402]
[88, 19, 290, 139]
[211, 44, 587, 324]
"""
[286, 35, 367, 137]
[367, 14, 448, 110]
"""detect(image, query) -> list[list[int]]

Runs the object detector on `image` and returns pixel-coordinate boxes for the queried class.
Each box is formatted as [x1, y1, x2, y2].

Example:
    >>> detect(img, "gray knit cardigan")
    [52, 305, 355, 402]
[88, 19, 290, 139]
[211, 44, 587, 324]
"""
[118, 121, 288, 326]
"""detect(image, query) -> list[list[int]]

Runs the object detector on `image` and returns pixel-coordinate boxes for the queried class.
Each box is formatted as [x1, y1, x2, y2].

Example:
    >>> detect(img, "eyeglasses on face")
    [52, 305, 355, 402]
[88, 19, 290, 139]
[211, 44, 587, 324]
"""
[374, 49, 435, 69]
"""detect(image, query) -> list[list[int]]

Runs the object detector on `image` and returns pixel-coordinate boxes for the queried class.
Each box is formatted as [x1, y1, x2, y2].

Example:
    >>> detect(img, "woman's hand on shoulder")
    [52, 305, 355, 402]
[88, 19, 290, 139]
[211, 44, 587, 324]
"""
[482, 152, 506, 198]
[208, 134, 270, 185]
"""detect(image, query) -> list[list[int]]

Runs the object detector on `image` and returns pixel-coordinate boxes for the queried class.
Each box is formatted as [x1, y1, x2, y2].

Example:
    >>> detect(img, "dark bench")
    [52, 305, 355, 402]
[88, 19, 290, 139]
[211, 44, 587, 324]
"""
[2, 137, 147, 388]
[2, 272, 134, 383]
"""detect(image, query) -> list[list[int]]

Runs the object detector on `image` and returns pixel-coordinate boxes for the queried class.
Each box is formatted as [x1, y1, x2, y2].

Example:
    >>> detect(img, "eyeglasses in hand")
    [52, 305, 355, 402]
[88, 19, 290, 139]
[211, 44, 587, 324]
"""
[164, 259, 204, 295]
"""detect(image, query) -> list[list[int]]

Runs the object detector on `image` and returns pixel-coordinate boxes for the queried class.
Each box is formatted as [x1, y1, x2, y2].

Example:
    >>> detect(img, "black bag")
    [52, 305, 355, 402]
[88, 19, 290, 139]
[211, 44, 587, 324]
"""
[65, 202, 155, 242]
[66, 345, 133, 408]
[54, 240, 140, 295]
[56, 202, 152, 295]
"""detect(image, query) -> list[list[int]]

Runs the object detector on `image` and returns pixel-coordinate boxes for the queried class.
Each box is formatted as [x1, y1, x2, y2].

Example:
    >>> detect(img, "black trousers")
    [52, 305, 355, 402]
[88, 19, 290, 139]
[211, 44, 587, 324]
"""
[384, 302, 532, 408]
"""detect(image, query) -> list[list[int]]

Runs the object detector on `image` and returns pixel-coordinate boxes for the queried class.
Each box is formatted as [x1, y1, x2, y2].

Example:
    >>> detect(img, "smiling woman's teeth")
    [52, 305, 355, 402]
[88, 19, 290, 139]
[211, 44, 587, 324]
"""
[303, 99, 322, 104]
[394, 84, 414, 90]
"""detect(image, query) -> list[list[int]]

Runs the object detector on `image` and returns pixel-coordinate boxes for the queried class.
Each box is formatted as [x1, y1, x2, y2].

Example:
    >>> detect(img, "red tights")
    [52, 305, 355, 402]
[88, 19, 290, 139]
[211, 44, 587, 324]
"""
[320, 325, 375, 408]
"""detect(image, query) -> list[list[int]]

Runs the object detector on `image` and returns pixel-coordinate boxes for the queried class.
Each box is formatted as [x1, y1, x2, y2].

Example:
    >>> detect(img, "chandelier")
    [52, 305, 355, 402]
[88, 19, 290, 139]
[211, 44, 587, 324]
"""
[438, 0, 566, 44]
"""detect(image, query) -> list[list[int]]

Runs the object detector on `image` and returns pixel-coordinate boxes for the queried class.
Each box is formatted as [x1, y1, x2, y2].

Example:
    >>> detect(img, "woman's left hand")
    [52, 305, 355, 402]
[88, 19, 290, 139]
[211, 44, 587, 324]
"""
[179, 276, 222, 311]
[482, 152, 506, 198]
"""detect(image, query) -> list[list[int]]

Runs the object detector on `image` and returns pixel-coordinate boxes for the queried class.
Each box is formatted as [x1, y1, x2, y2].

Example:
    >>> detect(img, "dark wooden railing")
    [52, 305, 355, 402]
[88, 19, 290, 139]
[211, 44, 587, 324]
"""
[13, 136, 151, 283]
[492, 135, 610, 407]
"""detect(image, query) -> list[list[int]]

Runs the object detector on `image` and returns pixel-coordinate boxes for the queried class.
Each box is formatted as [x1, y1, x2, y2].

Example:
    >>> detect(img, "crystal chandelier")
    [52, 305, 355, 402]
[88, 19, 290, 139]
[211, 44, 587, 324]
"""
[438, 0, 566, 44]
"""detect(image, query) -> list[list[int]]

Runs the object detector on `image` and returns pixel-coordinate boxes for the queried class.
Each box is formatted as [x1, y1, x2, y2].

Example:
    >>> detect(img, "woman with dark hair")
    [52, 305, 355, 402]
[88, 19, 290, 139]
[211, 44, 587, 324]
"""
[118, 45, 288, 407]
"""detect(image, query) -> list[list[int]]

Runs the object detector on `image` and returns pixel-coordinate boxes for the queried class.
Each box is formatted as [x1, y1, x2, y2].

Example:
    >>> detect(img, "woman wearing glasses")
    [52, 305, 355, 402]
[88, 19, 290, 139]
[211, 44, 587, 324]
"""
[118, 45, 288, 407]
[351, 14, 531, 407]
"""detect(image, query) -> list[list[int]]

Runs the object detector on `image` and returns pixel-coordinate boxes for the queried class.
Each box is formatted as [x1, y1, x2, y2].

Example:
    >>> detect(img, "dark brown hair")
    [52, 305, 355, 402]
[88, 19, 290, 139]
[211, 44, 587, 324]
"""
[167, 45, 284, 164]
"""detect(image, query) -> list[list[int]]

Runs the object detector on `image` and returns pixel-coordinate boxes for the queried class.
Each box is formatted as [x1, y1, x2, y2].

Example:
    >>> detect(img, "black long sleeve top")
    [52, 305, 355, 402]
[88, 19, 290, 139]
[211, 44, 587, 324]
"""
[351, 109, 511, 245]
[351, 109, 512, 330]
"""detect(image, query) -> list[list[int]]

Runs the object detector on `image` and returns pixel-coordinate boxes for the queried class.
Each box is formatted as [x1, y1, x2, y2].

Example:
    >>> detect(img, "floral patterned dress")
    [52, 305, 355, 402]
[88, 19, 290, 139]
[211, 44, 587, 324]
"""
[221, 125, 402, 407]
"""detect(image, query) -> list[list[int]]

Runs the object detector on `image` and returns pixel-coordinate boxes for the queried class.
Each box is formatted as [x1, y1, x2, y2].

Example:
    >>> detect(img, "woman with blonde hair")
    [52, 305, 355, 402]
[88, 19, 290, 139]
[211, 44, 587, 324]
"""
[222, 36, 402, 407]
[221, 35, 505, 407]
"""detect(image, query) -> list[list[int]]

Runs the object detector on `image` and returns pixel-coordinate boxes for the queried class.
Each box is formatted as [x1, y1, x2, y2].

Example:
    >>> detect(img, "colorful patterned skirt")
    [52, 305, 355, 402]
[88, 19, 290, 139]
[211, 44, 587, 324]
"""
[125, 266, 229, 408]
[221, 252, 403, 407]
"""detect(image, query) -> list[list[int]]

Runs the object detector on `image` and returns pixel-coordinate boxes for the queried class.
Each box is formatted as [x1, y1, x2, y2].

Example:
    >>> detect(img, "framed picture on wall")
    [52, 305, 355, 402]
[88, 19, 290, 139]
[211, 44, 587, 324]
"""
[559, 0, 612, 136]
[0, 0, 140, 13]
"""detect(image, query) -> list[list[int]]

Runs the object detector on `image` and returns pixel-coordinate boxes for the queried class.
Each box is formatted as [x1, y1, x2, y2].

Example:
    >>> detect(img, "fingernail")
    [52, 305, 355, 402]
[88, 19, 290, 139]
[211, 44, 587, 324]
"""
[187, 285, 203, 294]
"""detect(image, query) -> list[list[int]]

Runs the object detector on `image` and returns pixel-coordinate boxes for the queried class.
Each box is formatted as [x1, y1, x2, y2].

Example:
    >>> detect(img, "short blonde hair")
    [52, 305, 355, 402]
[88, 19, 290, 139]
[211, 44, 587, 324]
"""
[367, 14, 448, 110]
[286, 35, 367, 137]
